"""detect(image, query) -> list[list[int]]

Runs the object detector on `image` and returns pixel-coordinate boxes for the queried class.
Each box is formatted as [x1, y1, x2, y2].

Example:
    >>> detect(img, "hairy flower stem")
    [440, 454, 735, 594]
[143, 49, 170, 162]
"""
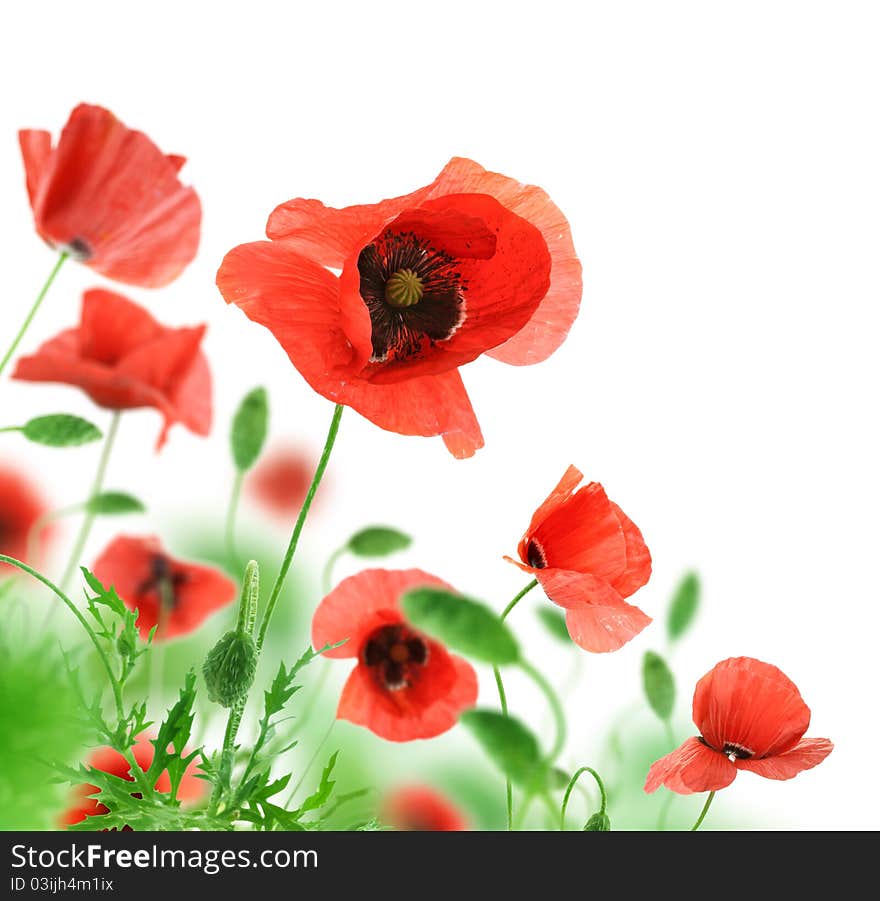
[560, 766, 607, 830]
[690, 790, 716, 831]
[256, 404, 343, 651]
[0, 252, 67, 380]
[58, 411, 122, 594]
[492, 579, 539, 830]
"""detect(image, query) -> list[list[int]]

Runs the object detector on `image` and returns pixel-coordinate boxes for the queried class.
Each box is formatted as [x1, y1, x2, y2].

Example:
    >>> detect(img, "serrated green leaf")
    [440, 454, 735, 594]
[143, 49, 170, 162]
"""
[461, 710, 544, 787]
[146, 671, 198, 798]
[667, 571, 700, 641]
[642, 651, 675, 721]
[85, 491, 146, 516]
[231, 386, 268, 471]
[401, 588, 519, 665]
[537, 606, 570, 643]
[292, 751, 338, 817]
[21, 414, 102, 447]
[347, 526, 412, 558]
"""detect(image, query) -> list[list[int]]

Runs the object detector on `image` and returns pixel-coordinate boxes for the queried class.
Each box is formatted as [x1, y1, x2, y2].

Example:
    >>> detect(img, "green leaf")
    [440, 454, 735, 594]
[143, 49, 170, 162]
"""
[667, 571, 700, 641]
[292, 752, 338, 817]
[461, 710, 544, 788]
[401, 588, 519, 665]
[537, 606, 570, 643]
[231, 386, 269, 471]
[146, 670, 199, 799]
[22, 414, 102, 447]
[85, 492, 145, 516]
[642, 651, 675, 721]
[347, 526, 412, 558]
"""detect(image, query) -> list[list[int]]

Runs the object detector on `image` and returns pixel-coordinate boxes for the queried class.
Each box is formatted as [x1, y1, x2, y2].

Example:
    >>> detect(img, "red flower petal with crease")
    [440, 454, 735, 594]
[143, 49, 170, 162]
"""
[0, 465, 50, 571]
[20, 104, 200, 288]
[383, 785, 468, 831]
[218, 158, 580, 458]
[13, 289, 211, 450]
[645, 657, 832, 795]
[91, 535, 237, 641]
[312, 569, 478, 741]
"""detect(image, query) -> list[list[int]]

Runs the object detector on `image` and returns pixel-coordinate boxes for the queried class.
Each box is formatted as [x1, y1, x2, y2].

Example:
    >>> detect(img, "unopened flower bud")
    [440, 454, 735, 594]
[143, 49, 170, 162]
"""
[116, 632, 135, 659]
[584, 811, 611, 831]
[203, 630, 257, 707]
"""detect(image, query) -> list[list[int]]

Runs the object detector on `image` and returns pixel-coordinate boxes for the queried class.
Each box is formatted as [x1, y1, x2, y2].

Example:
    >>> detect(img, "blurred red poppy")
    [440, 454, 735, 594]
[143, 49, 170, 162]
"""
[91, 535, 237, 641]
[645, 657, 833, 795]
[13, 288, 212, 449]
[62, 738, 205, 827]
[20, 103, 200, 288]
[217, 158, 581, 458]
[507, 465, 652, 652]
[0, 464, 49, 571]
[312, 569, 478, 741]
[383, 785, 467, 831]
[248, 444, 314, 517]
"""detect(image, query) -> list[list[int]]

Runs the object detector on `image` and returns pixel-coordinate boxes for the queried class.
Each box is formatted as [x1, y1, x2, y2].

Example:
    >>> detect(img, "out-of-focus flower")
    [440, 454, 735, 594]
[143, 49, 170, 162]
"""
[91, 535, 237, 641]
[61, 739, 205, 827]
[248, 444, 314, 517]
[0, 464, 49, 571]
[645, 657, 833, 795]
[382, 785, 467, 831]
[507, 465, 651, 652]
[217, 158, 582, 458]
[14, 289, 211, 449]
[311, 568, 478, 741]
[20, 103, 200, 288]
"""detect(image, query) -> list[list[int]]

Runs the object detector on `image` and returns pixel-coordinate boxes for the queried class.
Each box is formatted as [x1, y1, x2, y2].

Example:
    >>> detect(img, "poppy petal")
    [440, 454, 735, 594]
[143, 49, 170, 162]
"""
[79, 289, 162, 364]
[0, 465, 49, 571]
[19, 129, 52, 208]
[383, 786, 467, 831]
[607, 502, 652, 598]
[645, 736, 738, 795]
[735, 738, 834, 781]
[693, 657, 812, 759]
[425, 157, 582, 365]
[525, 464, 584, 535]
[312, 569, 452, 659]
[32, 104, 201, 288]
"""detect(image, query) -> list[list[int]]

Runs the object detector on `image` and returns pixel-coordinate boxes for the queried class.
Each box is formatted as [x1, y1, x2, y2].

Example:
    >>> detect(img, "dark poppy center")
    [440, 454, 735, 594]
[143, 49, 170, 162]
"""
[722, 741, 754, 760]
[61, 236, 93, 261]
[136, 554, 188, 609]
[362, 623, 429, 691]
[357, 230, 466, 364]
[525, 538, 548, 569]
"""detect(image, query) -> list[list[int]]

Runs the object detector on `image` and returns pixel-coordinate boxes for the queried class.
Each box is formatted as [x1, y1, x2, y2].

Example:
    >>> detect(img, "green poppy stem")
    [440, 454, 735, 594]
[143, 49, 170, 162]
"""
[690, 790, 716, 831]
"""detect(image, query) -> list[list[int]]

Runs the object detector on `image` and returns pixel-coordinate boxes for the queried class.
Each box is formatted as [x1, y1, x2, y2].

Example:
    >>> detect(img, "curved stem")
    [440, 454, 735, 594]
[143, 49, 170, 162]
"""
[0, 554, 124, 723]
[519, 658, 566, 762]
[560, 766, 606, 830]
[0, 252, 68, 379]
[690, 790, 716, 831]
[256, 404, 343, 651]
[501, 578, 538, 621]
[58, 411, 122, 593]
[225, 469, 244, 571]
[493, 665, 513, 831]
[321, 545, 346, 595]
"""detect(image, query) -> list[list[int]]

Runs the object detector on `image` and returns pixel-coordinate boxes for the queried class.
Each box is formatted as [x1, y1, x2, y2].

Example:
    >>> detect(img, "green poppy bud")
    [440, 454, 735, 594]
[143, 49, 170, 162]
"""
[584, 811, 611, 831]
[203, 630, 257, 708]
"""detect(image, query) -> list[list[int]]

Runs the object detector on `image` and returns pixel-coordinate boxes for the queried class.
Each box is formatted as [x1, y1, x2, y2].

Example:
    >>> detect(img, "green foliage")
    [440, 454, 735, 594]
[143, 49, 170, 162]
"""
[461, 710, 545, 788]
[585, 811, 611, 831]
[537, 606, 570, 643]
[642, 651, 675, 721]
[667, 571, 700, 641]
[85, 491, 145, 515]
[401, 588, 519, 665]
[203, 631, 258, 708]
[231, 386, 269, 471]
[21, 413, 102, 447]
[347, 526, 412, 557]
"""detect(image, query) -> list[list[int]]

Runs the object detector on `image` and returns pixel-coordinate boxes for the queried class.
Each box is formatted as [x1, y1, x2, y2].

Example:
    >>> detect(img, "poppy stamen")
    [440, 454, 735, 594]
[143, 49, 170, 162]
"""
[362, 623, 430, 691]
[722, 741, 755, 760]
[526, 538, 548, 569]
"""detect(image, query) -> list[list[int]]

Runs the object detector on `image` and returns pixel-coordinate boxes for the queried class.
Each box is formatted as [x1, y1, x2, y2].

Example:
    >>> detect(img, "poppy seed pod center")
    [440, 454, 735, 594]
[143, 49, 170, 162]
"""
[137, 554, 188, 609]
[363, 623, 429, 691]
[384, 269, 424, 308]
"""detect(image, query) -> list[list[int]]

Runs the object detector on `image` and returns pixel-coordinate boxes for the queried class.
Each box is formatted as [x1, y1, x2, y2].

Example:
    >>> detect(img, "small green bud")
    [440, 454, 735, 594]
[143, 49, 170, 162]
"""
[203, 630, 258, 707]
[584, 811, 611, 831]
[116, 632, 135, 659]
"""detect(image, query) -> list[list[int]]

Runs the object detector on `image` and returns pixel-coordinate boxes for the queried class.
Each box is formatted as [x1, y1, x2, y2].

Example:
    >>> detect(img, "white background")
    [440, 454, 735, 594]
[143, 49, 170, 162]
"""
[2, 1, 877, 828]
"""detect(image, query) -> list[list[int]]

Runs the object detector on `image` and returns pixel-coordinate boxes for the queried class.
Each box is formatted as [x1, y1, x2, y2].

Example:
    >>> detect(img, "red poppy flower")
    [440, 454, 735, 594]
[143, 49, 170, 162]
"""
[216, 158, 582, 458]
[311, 568, 478, 741]
[248, 444, 314, 517]
[0, 464, 49, 572]
[91, 535, 237, 641]
[13, 288, 212, 449]
[383, 785, 467, 831]
[20, 103, 200, 288]
[506, 465, 652, 652]
[645, 657, 833, 795]
[62, 738, 205, 827]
